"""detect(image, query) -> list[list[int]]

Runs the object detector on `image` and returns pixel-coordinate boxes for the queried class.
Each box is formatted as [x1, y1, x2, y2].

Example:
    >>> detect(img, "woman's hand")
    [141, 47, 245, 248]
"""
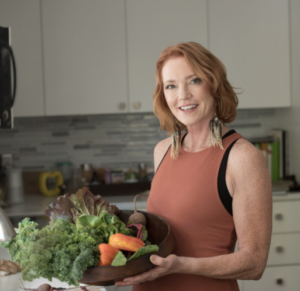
[115, 254, 179, 287]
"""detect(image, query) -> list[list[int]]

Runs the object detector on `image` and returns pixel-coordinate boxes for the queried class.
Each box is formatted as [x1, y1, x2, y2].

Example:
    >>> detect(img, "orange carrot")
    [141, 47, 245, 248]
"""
[98, 243, 120, 266]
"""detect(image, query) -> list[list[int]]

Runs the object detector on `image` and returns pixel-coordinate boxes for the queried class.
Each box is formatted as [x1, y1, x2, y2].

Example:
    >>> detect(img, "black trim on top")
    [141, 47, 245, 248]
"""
[155, 144, 171, 174]
[217, 138, 239, 216]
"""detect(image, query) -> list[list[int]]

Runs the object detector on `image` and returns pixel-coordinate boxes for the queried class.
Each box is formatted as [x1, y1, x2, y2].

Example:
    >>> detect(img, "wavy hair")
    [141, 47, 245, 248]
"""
[153, 42, 239, 135]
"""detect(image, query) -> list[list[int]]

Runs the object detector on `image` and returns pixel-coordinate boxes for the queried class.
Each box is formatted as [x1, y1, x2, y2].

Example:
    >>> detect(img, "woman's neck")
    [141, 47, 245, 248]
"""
[182, 123, 231, 153]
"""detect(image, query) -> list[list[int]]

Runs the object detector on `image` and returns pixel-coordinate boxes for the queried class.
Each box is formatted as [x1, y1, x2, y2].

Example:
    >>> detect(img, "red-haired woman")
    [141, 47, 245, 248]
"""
[116, 42, 272, 291]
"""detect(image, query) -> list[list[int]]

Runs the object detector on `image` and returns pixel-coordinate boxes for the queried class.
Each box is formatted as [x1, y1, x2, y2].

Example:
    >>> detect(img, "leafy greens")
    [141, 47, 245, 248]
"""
[0, 187, 159, 285]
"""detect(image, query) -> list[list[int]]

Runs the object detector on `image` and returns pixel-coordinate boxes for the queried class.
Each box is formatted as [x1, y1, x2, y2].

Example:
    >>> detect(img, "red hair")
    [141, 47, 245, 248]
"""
[153, 42, 239, 134]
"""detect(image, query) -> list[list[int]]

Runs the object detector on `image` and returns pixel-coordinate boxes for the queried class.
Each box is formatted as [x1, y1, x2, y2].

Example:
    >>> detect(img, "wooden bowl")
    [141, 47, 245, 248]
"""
[79, 210, 175, 286]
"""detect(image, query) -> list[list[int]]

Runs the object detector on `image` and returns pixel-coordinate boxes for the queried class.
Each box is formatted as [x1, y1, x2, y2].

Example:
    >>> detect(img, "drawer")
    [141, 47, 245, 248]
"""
[267, 233, 300, 266]
[243, 265, 300, 291]
[273, 200, 300, 233]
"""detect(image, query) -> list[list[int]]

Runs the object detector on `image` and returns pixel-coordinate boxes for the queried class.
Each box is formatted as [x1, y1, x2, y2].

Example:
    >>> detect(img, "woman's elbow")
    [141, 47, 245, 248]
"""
[250, 263, 266, 280]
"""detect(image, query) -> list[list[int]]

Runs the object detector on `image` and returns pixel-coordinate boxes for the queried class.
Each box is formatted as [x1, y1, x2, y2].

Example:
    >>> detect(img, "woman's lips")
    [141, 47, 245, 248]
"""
[178, 104, 198, 112]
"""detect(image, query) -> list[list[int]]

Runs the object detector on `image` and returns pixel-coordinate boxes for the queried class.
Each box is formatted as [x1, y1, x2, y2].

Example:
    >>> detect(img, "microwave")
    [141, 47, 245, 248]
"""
[0, 26, 16, 129]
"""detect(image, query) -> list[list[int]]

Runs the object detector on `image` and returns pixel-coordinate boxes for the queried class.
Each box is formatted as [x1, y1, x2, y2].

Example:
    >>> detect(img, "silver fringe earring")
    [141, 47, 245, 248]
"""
[209, 114, 224, 150]
[171, 123, 181, 159]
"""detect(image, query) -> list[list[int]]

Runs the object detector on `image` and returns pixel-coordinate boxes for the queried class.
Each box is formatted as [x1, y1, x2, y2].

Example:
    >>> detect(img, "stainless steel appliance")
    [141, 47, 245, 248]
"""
[0, 26, 16, 129]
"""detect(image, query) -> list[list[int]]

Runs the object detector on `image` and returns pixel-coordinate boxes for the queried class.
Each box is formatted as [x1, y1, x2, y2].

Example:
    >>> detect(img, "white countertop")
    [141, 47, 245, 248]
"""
[2, 193, 149, 218]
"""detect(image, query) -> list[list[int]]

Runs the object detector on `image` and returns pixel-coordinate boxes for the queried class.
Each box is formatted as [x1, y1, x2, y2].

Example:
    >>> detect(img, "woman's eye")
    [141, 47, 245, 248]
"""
[191, 78, 201, 84]
[165, 84, 175, 89]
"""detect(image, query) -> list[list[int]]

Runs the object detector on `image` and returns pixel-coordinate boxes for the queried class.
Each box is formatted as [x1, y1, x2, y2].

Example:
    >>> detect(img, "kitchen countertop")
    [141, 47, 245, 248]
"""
[2, 192, 149, 218]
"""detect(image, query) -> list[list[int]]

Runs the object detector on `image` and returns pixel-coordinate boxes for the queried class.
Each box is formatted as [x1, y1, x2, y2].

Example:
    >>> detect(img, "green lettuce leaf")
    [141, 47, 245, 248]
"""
[128, 245, 159, 261]
[111, 251, 127, 266]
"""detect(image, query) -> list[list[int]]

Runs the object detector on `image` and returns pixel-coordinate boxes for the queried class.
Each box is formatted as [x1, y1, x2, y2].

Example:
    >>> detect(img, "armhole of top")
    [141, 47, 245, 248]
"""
[155, 144, 171, 174]
[155, 132, 188, 174]
[217, 138, 239, 216]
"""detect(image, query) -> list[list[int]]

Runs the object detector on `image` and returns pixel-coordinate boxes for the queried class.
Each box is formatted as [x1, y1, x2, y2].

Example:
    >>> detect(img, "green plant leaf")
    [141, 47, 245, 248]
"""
[111, 251, 127, 266]
[127, 245, 159, 261]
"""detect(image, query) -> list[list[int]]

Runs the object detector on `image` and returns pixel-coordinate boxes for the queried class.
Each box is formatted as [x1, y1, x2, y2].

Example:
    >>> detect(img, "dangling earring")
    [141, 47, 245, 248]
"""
[171, 123, 181, 159]
[209, 113, 224, 150]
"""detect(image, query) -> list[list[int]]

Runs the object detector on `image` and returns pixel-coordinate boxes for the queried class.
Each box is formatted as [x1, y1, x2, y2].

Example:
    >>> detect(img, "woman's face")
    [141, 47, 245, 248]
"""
[162, 56, 215, 128]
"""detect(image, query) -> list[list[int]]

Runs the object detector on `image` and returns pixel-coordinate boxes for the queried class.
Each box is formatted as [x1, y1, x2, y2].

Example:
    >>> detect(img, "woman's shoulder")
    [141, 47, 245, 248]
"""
[226, 137, 271, 198]
[154, 137, 172, 171]
[228, 137, 268, 174]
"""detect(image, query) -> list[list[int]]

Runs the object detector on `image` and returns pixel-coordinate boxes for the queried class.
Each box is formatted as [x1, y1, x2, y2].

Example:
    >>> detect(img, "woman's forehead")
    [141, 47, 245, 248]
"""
[162, 56, 195, 80]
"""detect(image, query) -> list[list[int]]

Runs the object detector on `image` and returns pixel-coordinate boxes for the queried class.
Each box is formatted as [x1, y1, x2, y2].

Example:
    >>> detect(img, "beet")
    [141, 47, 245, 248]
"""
[128, 193, 148, 225]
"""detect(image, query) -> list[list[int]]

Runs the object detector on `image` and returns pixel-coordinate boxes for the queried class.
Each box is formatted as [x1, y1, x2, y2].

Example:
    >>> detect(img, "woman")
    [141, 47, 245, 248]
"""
[116, 42, 272, 291]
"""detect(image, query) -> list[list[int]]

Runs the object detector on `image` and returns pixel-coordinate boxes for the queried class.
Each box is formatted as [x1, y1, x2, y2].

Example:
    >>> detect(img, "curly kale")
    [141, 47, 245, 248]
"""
[1, 218, 103, 286]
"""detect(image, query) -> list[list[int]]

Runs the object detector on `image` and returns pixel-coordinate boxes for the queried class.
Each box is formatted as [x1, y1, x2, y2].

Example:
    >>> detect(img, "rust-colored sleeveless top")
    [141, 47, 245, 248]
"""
[133, 131, 243, 291]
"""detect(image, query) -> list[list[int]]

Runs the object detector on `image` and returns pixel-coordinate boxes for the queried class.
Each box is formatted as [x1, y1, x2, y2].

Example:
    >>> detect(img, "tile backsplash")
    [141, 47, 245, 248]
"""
[0, 109, 279, 173]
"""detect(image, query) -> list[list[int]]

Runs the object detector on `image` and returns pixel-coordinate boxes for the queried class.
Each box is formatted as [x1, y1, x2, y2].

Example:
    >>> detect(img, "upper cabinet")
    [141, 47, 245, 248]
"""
[0, 0, 44, 117]
[41, 0, 128, 116]
[126, 0, 208, 113]
[2, 1, 292, 117]
[208, 0, 291, 109]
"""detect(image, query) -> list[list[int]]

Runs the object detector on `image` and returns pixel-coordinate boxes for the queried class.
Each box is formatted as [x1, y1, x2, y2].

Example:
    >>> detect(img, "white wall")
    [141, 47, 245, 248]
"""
[274, 0, 300, 180]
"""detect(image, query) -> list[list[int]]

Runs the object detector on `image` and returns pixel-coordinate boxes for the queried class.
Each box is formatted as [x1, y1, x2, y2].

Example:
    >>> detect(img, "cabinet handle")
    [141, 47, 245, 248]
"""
[276, 278, 284, 285]
[133, 102, 141, 110]
[275, 213, 283, 220]
[2, 110, 9, 121]
[275, 246, 284, 253]
[119, 102, 126, 110]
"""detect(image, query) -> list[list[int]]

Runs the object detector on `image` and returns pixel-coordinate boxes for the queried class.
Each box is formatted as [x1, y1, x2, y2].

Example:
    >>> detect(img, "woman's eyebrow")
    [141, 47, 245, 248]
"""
[164, 74, 197, 85]
[185, 74, 197, 80]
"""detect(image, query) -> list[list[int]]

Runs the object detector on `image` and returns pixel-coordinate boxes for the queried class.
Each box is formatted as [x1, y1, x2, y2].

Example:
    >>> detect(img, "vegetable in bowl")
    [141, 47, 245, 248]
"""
[0, 188, 158, 286]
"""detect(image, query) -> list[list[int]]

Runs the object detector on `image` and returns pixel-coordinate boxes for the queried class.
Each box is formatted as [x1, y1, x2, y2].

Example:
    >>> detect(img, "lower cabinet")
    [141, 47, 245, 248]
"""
[240, 193, 300, 291]
[243, 265, 300, 291]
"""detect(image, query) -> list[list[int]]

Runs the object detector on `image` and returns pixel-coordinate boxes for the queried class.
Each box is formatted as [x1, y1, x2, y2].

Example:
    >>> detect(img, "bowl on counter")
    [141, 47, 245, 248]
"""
[79, 210, 175, 286]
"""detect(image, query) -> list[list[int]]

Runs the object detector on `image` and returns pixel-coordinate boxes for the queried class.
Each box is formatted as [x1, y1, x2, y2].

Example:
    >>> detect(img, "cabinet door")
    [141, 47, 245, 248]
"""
[208, 0, 290, 109]
[42, 0, 128, 116]
[126, 0, 208, 113]
[267, 233, 300, 266]
[243, 265, 300, 291]
[272, 200, 300, 234]
[0, 0, 44, 117]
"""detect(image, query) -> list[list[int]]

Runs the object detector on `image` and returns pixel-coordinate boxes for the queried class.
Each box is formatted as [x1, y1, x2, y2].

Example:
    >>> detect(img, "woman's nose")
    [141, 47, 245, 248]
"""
[178, 84, 191, 100]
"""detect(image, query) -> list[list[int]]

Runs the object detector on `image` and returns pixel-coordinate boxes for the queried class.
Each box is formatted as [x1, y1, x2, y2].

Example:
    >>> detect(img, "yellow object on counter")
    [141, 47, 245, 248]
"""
[39, 171, 63, 196]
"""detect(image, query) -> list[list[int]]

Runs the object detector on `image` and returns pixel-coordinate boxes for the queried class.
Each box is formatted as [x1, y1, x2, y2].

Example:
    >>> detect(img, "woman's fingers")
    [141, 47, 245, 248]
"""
[115, 255, 179, 287]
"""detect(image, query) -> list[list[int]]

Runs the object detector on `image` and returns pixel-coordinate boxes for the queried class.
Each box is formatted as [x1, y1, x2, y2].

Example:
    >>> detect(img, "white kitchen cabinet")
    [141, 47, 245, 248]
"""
[41, 0, 128, 116]
[208, 0, 291, 109]
[0, 0, 44, 117]
[243, 265, 300, 291]
[242, 193, 300, 291]
[126, 0, 208, 113]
